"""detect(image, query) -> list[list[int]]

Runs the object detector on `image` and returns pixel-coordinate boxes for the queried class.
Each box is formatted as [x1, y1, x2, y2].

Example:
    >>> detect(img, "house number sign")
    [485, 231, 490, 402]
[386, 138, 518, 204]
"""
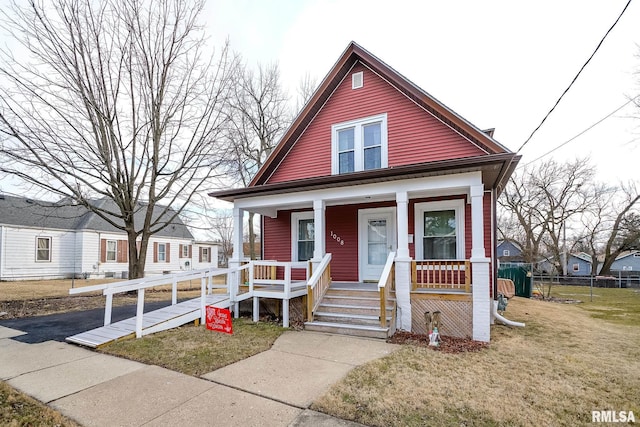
[330, 231, 345, 246]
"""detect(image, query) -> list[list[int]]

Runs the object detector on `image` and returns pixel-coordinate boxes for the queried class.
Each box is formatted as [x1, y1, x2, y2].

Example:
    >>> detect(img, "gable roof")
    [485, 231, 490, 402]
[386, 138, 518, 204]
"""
[0, 195, 193, 239]
[251, 41, 513, 187]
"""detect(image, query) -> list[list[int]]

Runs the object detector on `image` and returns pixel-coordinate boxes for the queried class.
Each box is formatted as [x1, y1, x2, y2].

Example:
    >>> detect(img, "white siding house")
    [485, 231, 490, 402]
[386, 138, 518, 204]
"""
[0, 196, 217, 280]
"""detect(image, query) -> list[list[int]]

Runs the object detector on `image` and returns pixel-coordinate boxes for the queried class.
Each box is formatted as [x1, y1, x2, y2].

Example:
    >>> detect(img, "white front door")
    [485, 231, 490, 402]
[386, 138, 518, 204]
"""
[358, 208, 396, 282]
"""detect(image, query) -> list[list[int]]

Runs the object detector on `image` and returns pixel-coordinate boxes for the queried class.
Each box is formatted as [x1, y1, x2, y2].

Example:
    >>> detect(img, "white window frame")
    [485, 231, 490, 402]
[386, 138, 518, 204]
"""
[35, 236, 52, 262]
[182, 244, 190, 258]
[572, 263, 580, 272]
[331, 113, 388, 175]
[158, 243, 167, 262]
[414, 199, 465, 260]
[201, 247, 210, 262]
[503, 249, 510, 257]
[105, 240, 117, 262]
[291, 211, 315, 262]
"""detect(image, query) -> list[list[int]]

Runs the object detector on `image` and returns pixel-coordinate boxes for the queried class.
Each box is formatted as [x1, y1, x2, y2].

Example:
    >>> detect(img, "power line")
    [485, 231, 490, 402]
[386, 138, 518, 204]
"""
[520, 96, 638, 167]
[515, 0, 633, 154]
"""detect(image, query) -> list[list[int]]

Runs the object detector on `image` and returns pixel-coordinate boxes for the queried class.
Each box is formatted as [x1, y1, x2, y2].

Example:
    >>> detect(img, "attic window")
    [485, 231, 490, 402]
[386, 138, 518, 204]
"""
[352, 71, 363, 89]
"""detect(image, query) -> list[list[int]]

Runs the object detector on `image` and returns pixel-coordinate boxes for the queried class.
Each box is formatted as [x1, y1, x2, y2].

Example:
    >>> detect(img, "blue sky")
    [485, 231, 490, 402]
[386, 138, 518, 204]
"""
[205, 0, 640, 183]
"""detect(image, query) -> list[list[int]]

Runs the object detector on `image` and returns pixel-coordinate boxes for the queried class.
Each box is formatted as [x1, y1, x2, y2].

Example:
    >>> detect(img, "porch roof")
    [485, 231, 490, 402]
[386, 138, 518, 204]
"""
[209, 153, 520, 203]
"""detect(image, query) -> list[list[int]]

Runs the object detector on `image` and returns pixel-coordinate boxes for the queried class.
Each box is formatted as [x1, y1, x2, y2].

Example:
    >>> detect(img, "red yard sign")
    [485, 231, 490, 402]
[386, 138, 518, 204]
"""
[205, 306, 233, 334]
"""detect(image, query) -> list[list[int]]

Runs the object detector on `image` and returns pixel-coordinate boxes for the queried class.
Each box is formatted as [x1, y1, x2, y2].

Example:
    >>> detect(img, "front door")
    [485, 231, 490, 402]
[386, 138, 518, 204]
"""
[358, 208, 396, 282]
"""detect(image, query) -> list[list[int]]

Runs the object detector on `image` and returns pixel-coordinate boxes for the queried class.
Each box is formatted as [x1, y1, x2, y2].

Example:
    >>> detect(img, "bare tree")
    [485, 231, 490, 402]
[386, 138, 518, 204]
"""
[221, 61, 290, 259]
[0, 0, 235, 278]
[207, 209, 234, 267]
[295, 72, 317, 114]
[499, 158, 596, 273]
[586, 182, 640, 275]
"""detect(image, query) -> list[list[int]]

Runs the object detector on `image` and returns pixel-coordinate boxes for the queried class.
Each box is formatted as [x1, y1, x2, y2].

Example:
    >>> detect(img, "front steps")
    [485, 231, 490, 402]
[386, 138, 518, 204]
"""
[304, 285, 395, 339]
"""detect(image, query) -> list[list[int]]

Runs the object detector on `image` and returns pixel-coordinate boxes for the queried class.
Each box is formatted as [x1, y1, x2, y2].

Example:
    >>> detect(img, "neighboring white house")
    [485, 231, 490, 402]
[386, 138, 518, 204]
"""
[0, 195, 218, 280]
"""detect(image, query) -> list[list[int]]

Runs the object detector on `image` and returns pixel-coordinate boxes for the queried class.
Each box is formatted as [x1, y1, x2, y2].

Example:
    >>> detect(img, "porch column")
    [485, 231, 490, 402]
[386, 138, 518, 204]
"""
[312, 199, 326, 264]
[230, 206, 245, 264]
[470, 184, 491, 342]
[395, 191, 412, 331]
[230, 207, 244, 317]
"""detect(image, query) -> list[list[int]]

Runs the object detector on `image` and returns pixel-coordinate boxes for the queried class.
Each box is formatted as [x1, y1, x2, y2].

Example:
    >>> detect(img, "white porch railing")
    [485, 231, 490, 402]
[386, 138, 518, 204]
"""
[246, 260, 310, 327]
[69, 267, 231, 338]
[306, 253, 332, 322]
[378, 252, 396, 331]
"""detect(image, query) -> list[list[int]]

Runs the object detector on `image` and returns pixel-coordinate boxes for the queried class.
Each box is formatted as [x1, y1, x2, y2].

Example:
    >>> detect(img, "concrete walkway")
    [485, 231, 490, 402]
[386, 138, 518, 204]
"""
[0, 324, 398, 426]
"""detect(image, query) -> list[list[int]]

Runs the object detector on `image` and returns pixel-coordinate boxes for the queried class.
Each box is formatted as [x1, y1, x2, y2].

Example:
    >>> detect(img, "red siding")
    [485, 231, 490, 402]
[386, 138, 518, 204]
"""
[267, 62, 484, 184]
[263, 212, 293, 263]
[325, 205, 359, 281]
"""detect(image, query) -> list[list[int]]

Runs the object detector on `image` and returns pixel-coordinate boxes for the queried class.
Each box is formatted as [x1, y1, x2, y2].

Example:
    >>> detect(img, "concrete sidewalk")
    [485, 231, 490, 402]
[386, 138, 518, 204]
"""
[1, 325, 397, 426]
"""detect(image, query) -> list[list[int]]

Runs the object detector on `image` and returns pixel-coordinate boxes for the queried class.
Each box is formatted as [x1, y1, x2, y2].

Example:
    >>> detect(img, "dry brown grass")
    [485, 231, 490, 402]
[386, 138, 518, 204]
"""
[313, 297, 640, 426]
[0, 381, 80, 427]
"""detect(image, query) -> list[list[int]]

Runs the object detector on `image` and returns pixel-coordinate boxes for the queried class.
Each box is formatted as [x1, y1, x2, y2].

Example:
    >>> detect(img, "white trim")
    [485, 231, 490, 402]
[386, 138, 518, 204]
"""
[236, 171, 482, 214]
[331, 113, 388, 174]
[352, 71, 363, 89]
[358, 207, 396, 281]
[105, 239, 117, 262]
[414, 199, 465, 260]
[291, 211, 314, 262]
[35, 236, 52, 262]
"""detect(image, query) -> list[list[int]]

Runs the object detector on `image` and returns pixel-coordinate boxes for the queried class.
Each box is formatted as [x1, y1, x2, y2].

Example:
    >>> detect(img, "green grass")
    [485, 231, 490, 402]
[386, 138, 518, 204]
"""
[0, 381, 80, 427]
[549, 284, 640, 326]
[99, 317, 286, 376]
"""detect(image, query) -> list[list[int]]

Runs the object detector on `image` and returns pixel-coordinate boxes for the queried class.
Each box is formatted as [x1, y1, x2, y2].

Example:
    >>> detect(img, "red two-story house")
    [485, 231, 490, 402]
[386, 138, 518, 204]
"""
[210, 42, 520, 342]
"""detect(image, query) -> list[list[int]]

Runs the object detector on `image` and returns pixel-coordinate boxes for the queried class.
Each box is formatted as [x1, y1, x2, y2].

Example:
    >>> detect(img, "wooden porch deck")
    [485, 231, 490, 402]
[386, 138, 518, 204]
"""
[66, 294, 231, 348]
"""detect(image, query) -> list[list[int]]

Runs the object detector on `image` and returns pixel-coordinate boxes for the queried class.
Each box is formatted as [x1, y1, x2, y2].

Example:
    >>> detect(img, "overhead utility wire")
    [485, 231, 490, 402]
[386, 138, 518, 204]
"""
[520, 95, 638, 167]
[515, 0, 632, 154]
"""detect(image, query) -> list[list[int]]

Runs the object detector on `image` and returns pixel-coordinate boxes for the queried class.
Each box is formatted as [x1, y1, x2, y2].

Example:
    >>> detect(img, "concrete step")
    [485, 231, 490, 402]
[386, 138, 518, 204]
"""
[304, 321, 389, 339]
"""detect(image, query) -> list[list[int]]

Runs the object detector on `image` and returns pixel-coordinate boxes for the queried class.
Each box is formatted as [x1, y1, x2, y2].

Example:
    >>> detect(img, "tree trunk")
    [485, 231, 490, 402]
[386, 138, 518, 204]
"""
[127, 229, 148, 279]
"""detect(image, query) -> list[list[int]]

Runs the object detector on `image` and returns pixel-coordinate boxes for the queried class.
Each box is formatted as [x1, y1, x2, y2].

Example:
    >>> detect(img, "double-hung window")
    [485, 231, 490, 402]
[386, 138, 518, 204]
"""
[36, 237, 51, 262]
[332, 114, 387, 174]
[158, 243, 167, 262]
[415, 200, 465, 260]
[106, 240, 117, 261]
[291, 212, 314, 262]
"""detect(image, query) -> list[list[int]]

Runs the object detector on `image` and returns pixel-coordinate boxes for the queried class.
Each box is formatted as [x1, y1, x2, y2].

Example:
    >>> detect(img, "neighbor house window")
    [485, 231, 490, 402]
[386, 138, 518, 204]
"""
[106, 240, 117, 261]
[503, 249, 510, 257]
[200, 247, 211, 262]
[182, 244, 190, 258]
[331, 114, 387, 174]
[291, 212, 314, 262]
[36, 237, 51, 262]
[573, 263, 580, 272]
[153, 242, 170, 263]
[415, 200, 465, 260]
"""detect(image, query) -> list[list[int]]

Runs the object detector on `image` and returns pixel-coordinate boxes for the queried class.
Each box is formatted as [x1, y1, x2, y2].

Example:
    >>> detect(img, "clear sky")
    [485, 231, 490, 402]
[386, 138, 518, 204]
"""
[205, 0, 640, 183]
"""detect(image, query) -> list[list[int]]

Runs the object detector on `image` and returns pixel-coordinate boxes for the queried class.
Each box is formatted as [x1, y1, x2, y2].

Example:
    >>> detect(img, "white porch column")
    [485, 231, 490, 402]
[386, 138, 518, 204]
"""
[312, 199, 326, 263]
[229, 207, 244, 317]
[230, 207, 245, 265]
[395, 191, 412, 331]
[470, 184, 491, 342]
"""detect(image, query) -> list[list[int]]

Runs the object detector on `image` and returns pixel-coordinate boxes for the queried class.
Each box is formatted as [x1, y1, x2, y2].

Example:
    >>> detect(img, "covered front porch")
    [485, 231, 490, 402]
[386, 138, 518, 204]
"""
[224, 170, 494, 342]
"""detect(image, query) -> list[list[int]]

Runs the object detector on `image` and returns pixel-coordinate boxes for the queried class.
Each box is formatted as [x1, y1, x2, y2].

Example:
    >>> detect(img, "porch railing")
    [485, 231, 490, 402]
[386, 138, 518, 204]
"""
[69, 267, 230, 338]
[411, 259, 471, 292]
[306, 253, 332, 322]
[378, 252, 396, 329]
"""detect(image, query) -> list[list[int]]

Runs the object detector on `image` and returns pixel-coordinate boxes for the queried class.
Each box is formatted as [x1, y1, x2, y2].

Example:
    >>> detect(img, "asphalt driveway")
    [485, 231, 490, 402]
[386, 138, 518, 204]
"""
[0, 300, 177, 344]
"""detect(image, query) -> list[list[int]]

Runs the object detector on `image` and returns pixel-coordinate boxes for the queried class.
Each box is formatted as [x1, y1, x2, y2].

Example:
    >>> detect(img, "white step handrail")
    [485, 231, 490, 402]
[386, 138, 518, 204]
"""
[306, 253, 332, 321]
